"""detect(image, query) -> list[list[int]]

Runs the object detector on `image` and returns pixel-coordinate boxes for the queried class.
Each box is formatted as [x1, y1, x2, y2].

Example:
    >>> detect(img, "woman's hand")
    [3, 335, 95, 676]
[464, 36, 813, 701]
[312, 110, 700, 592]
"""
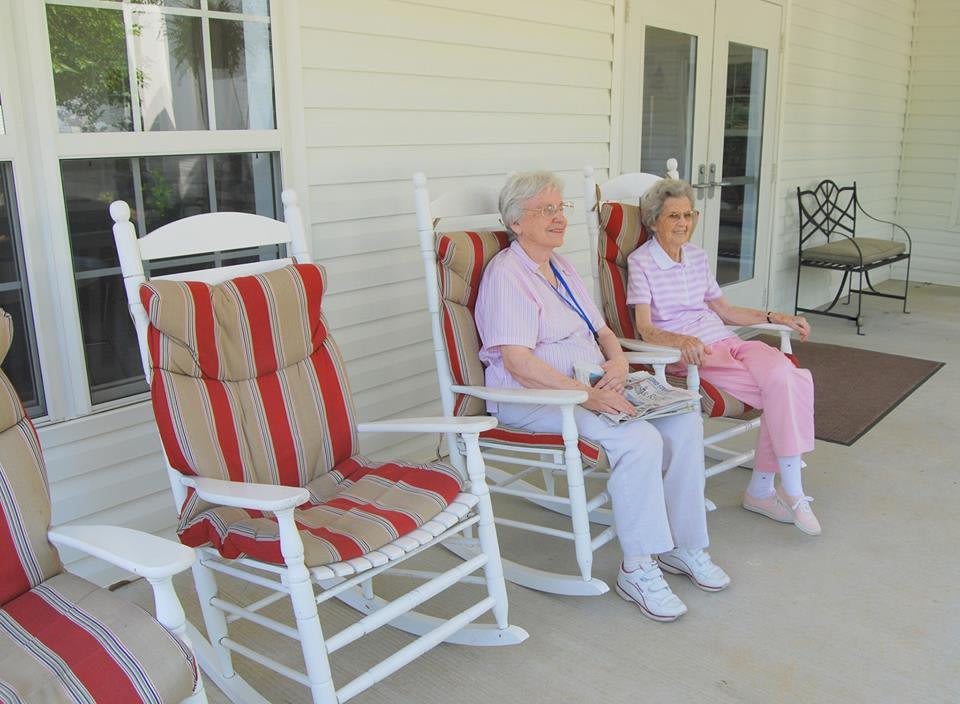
[582, 386, 636, 417]
[594, 356, 628, 393]
[677, 335, 708, 366]
[770, 312, 811, 341]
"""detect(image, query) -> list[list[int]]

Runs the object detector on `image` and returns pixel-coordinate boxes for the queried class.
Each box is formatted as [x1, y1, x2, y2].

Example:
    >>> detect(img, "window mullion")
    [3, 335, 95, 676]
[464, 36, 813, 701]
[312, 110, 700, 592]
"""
[201, 0, 217, 130]
[122, 4, 144, 134]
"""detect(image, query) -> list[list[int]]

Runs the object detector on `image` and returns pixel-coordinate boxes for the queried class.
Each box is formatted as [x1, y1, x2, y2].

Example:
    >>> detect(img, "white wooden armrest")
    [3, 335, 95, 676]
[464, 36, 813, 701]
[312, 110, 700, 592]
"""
[182, 476, 309, 511]
[48, 525, 194, 581]
[736, 322, 793, 334]
[618, 336, 681, 356]
[734, 323, 794, 353]
[451, 384, 587, 406]
[357, 416, 497, 434]
[623, 349, 681, 365]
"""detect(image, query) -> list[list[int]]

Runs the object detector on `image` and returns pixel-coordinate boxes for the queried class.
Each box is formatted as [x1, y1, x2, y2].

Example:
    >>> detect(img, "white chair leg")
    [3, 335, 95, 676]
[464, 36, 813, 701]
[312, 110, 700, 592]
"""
[191, 558, 235, 679]
[463, 433, 509, 629]
[276, 508, 338, 704]
[560, 406, 595, 584]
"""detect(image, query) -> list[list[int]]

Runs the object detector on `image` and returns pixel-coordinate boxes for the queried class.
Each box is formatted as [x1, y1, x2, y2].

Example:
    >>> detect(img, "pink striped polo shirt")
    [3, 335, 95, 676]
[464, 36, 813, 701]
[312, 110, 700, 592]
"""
[626, 238, 734, 344]
[475, 240, 606, 410]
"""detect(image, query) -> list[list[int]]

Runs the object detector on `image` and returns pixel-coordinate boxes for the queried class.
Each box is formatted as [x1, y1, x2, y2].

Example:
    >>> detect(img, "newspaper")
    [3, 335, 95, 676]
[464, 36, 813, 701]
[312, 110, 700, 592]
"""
[574, 362, 699, 426]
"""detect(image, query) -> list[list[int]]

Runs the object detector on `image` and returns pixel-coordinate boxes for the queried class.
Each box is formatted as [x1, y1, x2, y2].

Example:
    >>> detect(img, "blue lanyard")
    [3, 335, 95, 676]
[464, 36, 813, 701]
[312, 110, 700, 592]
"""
[548, 261, 599, 342]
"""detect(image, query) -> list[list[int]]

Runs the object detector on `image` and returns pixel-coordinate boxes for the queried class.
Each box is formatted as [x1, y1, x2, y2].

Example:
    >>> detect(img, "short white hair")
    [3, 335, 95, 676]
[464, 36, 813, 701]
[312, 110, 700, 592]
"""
[499, 171, 565, 237]
[639, 179, 696, 231]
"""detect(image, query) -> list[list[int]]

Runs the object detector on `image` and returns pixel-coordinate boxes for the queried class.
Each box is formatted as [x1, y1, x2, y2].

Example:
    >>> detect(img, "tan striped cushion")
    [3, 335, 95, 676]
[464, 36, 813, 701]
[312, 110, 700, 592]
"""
[180, 456, 462, 567]
[0, 573, 197, 704]
[141, 264, 465, 566]
[0, 309, 62, 606]
[435, 231, 511, 416]
[597, 202, 650, 340]
[142, 265, 358, 489]
[0, 311, 25, 437]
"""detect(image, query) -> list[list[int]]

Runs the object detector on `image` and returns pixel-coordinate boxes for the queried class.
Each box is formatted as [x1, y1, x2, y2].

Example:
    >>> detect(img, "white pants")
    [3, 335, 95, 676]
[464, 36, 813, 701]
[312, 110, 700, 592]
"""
[496, 404, 709, 557]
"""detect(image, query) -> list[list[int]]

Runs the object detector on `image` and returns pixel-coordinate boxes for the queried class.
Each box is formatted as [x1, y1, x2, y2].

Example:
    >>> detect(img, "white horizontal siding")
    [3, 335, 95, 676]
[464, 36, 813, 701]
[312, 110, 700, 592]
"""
[896, 0, 960, 285]
[38, 404, 176, 585]
[768, 0, 916, 312]
[296, 0, 618, 458]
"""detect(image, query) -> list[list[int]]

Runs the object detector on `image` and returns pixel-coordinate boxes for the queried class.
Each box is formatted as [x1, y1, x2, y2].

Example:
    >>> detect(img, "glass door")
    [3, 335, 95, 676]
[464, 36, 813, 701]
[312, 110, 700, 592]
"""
[625, 0, 782, 305]
[700, 0, 781, 304]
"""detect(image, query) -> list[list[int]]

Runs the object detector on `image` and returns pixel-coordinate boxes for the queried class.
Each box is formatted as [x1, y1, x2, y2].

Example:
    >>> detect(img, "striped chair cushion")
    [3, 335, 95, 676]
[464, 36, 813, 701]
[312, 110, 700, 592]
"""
[596, 202, 756, 420]
[179, 456, 463, 566]
[482, 427, 606, 466]
[141, 264, 358, 489]
[142, 264, 465, 566]
[435, 230, 511, 416]
[0, 572, 197, 704]
[0, 311, 62, 606]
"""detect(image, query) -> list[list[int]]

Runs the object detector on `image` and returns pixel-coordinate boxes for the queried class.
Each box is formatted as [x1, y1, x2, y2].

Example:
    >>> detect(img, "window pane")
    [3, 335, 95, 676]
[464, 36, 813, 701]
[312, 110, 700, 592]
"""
[47, 5, 133, 133]
[213, 152, 278, 215]
[641, 27, 697, 181]
[61, 153, 280, 405]
[133, 12, 208, 131]
[0, 165, 46, 416]
[209, 0, 269, 14]
[210, 19, 275, 129]
[141, 154, 209, 229]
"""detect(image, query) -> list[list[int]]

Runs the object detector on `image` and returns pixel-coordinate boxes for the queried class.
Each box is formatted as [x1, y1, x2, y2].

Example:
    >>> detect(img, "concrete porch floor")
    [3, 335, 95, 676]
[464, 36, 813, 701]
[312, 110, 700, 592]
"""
[122, 281, 959, 704]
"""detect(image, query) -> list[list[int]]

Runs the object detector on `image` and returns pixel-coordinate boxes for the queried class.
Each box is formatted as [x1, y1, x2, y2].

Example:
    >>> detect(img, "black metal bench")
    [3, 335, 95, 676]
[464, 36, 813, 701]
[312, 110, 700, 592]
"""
[795, 180, 912, 334]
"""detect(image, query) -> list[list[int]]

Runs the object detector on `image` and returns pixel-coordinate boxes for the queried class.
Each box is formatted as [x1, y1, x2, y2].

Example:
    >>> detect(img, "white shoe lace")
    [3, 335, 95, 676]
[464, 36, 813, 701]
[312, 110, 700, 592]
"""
[789, 496, 815, 512]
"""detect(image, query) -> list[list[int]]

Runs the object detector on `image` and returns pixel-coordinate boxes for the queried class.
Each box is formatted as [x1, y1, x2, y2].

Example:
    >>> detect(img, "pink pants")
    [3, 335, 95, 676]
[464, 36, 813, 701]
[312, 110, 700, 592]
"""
[670, 337, 815, 473]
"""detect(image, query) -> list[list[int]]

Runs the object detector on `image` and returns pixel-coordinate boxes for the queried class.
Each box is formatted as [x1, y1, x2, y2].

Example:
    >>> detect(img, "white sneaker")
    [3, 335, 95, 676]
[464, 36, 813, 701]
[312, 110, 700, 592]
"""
[615, 562, 687, 622]
[657, 548, 731, 592]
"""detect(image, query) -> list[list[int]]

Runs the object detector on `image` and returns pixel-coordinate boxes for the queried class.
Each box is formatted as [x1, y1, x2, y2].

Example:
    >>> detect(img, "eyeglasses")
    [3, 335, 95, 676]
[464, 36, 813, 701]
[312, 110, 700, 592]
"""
[523, 201, 573, 218]
[664, 210, 700, 224]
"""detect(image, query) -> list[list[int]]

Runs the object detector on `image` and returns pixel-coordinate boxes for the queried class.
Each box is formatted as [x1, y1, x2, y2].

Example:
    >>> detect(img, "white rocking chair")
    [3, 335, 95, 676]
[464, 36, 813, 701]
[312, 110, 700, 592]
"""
[110, 191, 527, 704]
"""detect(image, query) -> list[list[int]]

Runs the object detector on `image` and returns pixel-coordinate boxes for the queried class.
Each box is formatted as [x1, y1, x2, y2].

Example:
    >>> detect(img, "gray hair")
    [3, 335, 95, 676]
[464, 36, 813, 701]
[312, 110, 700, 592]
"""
[639, 179, 696, 231]
[499, 171, 565, 237]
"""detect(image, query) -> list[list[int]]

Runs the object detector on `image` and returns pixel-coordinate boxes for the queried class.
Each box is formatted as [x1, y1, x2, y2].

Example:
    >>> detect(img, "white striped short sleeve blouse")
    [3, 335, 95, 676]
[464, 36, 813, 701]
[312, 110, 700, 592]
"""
[626, 238, 735, 345]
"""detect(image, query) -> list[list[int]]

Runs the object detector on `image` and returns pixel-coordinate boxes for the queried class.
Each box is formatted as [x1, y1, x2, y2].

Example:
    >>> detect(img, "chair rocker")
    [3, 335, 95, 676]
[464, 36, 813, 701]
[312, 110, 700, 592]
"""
[0, 308, 207, 704]
[583, 164, 797, 494]
[796, 179, 912, 334]
[413, 173, 677, 597]
[111, 191, 526, 704]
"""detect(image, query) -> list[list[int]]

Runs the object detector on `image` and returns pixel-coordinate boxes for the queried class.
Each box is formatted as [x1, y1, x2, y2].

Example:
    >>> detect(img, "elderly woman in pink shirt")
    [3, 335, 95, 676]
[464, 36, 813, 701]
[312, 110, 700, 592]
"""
[474, 171, 729, 623]
[626, 179, 820, 536]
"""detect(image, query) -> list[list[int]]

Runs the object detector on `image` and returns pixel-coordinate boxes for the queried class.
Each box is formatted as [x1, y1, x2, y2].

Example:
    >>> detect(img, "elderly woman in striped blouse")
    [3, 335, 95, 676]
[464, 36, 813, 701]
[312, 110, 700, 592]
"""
[473, 171, 729, 623]
[626, 179, 820, 536]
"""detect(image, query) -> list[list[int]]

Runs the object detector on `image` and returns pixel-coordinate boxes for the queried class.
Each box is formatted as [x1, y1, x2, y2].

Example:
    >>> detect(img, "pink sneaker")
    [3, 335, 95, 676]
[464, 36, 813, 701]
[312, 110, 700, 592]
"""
[741, 490, 794, 523]
[779, 489, 822, 536]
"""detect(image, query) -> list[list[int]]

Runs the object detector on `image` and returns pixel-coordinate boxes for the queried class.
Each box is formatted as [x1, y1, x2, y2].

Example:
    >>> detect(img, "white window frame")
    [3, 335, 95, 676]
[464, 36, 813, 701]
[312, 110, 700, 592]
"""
[7, 0, 303, 426]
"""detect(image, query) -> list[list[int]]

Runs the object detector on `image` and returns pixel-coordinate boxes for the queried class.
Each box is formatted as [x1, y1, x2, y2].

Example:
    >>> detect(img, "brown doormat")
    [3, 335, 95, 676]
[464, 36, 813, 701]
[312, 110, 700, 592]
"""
[756, 335, 944, 446]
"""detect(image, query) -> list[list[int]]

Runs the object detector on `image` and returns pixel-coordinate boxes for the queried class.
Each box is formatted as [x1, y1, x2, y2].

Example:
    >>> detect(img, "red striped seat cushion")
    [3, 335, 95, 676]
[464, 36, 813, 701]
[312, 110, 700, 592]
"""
[141, 264, 465, 566]
[178, 456, 463, 566]
[481, 427, 606, 466]
[597, 202, 758, 420]
[0, 573, 197, 704]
